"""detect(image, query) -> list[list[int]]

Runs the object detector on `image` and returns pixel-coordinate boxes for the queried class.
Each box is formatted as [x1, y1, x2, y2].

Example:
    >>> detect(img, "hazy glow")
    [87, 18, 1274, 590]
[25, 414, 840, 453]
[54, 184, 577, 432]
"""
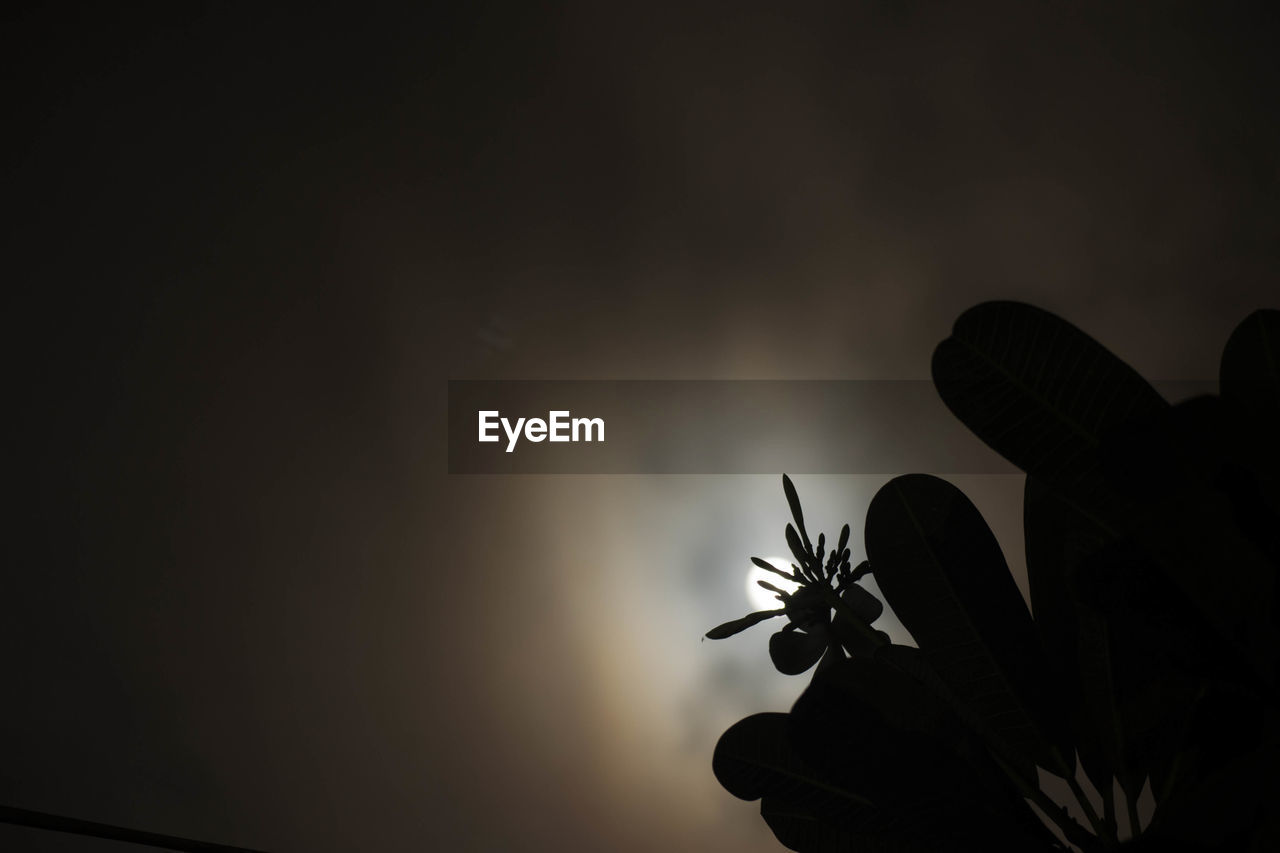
[745, 556, 800, 611]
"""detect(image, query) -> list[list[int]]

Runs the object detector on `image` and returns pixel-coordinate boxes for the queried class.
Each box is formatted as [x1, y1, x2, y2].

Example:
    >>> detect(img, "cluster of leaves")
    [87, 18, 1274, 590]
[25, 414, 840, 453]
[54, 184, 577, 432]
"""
[706, 303, 1280, 852]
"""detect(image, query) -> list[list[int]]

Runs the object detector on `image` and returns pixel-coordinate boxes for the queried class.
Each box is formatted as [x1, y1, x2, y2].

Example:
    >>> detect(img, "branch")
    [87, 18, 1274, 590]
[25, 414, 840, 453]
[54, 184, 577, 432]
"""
[0, 805, 268, 853]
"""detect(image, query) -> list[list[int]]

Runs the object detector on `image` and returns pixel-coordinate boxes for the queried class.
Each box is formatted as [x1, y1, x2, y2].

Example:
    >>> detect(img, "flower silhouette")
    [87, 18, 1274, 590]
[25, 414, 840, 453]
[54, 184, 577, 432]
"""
[706, 475, 889, 674]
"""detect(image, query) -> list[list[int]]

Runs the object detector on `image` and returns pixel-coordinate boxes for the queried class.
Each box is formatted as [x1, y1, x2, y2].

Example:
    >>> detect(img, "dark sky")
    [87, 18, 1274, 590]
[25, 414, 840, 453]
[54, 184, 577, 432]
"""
[4, 3, 1278, 851]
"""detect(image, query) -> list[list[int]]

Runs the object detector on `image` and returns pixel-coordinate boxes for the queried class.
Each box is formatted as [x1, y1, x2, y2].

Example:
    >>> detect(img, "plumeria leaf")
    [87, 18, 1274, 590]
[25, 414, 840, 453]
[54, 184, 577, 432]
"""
[706, 609, 786, 639]
[790, 658, 1059, 851]
[1221, 309, 1280, 435]
[866, 474, 1073, 782]
[715, 715, 975, 851]
[931, 301, 1168, 497]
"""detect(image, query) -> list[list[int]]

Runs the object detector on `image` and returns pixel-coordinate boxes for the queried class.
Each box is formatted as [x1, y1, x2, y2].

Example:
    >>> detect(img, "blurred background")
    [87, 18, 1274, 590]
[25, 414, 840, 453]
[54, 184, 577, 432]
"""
[4, 2, 1277, 850]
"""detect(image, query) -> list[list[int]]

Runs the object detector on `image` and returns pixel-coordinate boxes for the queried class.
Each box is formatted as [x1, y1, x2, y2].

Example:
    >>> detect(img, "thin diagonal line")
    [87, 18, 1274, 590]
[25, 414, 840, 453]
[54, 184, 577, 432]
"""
[0, 805, 268, 853]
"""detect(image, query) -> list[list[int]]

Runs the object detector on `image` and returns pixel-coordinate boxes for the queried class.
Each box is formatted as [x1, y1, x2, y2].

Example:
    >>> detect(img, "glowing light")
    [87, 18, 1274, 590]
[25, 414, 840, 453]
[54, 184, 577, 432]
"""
[745, 556, 801, 612]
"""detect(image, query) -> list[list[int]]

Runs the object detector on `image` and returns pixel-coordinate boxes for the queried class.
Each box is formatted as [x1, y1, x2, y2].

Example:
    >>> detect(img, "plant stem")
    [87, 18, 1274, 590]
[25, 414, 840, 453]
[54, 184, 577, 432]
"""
[1103, 776, 1117, 841]
[0, 805, 266, 852]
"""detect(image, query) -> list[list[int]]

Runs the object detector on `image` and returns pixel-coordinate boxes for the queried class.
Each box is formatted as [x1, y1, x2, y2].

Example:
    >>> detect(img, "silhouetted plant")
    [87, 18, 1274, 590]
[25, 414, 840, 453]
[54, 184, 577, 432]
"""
[707, 303, 1279, 852]
[706, 475, 888, 675]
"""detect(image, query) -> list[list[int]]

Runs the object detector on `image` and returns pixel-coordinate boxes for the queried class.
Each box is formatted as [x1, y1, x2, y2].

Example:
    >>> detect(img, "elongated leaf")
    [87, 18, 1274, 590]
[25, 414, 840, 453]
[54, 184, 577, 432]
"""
[868, 645, 1077, 850]
[1220, 309, 1280, 552]
[1025, 476, 1117, 797]
[790, 658, 1061, 851]
[713, 712, 894, 847]
[932, 301, 1168, 500]
[770, 629, 827, 675]
[1028, 470, 1226, 809]
[873, 644, 950, 694]
[1221, 309, 1280, 429]
[714, 713, 865, 804]
[760, 798, 944, 853]
[1146, 687, 1276, 848]
[1100, 400, 1278, 676]
[706, 608, 784, 639]
[720, 712, 964, 852]
[935, 304, 1275, 700]
[866, 474, 1072, 781]
[760, 799, 851, 853]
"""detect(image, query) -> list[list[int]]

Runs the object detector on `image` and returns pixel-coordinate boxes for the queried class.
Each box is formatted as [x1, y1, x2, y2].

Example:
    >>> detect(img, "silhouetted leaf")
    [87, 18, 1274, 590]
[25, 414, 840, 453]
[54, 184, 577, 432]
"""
[759, 799, 845, 853]
[1022, 377, 1271, 824]
[1099, 400, 1278, 678]
[706, 609, 785, 639]
[932, 301, 1168, 501]
[1221, 309, 1280, 430]
[870, 644, 1073, 849]
[770, 629, 827, 675]
[872, 644, 948, 693]
[1085, 544, 1226, 803]
[790, 657, 957, 792]
[760, 798, 944, 853]
[1025, 476, 1119, 798]
[730, 718, 962, 853]
[865, 474, 1073, 781]
[1146, 695, 1278, 850]
[870, 644, 1006, 758]
[714, 713, 862, 804]
[933, 302, 1276, 685]
[1029, 424, 1259, 806]
[1220, 309, 1280, 566]
[789, 658, 1061, 851]
[713, 711, 901, 851]
[1097, 396, 1229, 502]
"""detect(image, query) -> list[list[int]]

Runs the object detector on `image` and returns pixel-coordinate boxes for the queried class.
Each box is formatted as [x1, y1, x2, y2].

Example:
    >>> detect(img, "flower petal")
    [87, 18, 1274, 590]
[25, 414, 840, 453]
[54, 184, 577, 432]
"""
[769, 629, 828, 674]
